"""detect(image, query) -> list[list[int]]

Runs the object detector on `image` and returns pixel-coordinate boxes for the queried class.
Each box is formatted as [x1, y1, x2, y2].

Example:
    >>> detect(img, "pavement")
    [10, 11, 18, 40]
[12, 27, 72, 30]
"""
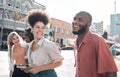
[0, 50, 120, 77]
[0, 51, 9, 77]
[0, 50, 75, 77]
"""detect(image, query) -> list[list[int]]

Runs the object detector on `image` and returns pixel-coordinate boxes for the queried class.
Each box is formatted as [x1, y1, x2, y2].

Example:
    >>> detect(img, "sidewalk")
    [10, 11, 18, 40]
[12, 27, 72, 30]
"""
[0, 50, 120, 77]
[0, 50, 75, 77]
[0, 51, 9, 77]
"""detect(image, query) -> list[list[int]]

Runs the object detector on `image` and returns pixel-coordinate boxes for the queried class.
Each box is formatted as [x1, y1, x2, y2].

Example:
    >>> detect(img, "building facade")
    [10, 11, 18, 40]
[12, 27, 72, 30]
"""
[0, 0, 45, 49]
[110, 14, 120, 37]
[90, 21, 103, 35]
[50, 18, 76, 48]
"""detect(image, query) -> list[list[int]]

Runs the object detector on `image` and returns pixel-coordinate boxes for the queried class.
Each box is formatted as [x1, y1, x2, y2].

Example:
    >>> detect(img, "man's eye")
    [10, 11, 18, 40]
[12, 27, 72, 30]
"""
[78, 18, 81, 21]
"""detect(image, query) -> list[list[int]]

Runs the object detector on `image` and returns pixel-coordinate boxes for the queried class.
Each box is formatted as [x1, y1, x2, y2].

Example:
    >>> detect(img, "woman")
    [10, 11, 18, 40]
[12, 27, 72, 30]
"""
[26, 9, 63, 77]
[7, 31, 30, 77]
[24, 28, 34, 43]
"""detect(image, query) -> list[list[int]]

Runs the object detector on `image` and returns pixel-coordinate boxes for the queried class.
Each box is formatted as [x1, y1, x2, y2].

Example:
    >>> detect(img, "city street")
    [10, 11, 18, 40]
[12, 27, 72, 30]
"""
[0, 50, 120, 77]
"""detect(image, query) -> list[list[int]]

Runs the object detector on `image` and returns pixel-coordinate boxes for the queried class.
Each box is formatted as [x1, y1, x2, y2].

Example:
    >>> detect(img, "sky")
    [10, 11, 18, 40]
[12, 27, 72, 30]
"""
[35, 0, 120, 30]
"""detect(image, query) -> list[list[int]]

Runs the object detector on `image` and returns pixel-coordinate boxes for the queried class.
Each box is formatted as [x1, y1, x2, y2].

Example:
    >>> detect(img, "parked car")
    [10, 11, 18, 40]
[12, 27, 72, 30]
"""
[61, 45, 73, 50]
[110, 43, 120, 56]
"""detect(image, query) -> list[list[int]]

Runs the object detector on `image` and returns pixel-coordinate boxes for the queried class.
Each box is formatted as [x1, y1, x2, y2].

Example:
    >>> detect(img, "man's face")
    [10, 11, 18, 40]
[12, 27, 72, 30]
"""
[72, 14, 88, 35]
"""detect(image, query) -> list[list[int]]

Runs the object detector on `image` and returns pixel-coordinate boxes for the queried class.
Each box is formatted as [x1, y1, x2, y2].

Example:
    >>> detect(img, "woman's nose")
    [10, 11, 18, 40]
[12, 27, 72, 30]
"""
[38, 28, 43, 31]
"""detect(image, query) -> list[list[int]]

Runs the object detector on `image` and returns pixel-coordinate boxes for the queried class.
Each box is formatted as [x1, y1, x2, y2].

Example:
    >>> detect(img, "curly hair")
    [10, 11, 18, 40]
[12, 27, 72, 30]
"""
[28, 9, 50, 28]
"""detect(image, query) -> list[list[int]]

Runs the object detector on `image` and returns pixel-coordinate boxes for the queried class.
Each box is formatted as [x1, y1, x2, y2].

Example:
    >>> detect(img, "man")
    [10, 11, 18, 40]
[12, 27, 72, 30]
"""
[72, 11, 118, 77]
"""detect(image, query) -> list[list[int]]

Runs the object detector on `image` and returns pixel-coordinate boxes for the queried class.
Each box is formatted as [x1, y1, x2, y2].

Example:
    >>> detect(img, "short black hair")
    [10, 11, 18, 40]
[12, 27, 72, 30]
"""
[28, 9, 50, 28]
[76, 11, 92, 23]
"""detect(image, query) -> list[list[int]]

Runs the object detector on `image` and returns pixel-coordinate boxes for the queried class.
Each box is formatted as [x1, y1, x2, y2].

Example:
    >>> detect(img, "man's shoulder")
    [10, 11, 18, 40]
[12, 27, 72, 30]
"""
[90, 32, 103, 41]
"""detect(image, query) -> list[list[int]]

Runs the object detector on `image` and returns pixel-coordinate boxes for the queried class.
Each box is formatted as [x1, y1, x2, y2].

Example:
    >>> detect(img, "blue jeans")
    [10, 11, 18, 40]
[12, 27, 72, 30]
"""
[30, 69, 57, 77]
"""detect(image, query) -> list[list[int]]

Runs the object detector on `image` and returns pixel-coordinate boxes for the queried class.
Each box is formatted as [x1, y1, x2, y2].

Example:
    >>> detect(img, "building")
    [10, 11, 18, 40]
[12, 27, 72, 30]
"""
[0, 0, 45, 49]
[110, 14, 120, 37]
[50, 18, 76, 48]
[90, 21, 103, 35]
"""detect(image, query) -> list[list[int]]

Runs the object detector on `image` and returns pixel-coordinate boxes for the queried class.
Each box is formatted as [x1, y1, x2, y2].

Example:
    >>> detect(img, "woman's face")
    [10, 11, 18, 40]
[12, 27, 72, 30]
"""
[32, 21, 45, 40]
[12, 34, 20, 45]
[24, 34, 31, 43]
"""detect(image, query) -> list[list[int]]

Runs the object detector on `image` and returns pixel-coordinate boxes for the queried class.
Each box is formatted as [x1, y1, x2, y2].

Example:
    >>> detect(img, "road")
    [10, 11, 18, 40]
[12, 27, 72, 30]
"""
[0, 50, 120, 77]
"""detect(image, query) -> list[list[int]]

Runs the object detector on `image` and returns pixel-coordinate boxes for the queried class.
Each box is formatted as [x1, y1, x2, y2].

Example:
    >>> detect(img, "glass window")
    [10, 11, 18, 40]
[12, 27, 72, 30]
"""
[61, 28, 64, 33]
[0, 10, 3, 19]
[4, 10, 8, 19]
[56, 26, 61, 33]
[0, 0, 3, 4]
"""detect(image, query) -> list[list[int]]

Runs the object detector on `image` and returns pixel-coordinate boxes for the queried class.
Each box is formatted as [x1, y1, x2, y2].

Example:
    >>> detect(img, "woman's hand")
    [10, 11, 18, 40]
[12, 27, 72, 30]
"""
[10, 70, 12, 77]
[24, 70, 30, 73]
[29, 66, 42, 74]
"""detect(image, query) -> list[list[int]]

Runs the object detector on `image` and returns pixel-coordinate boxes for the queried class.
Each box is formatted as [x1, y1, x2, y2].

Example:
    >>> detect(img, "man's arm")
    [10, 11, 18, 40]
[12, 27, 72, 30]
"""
[106, 72, 117, 77]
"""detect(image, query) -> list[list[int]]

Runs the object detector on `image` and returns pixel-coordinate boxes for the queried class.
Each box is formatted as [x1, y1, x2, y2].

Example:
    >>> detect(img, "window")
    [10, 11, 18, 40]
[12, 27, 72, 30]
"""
[15, 1, 20, 9]
[55, 26, 60, 33]
[24, 5, 30, 13]
[0, 10, 3, 19]
[67, 30, 69, 34]
[6, 0, 13, 7]
[61, 28, 64, 33]
[0, 0, 3, 4]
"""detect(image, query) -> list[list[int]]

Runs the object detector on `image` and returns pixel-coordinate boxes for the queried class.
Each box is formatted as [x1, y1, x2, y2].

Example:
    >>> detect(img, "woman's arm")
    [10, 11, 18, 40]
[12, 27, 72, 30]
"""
[9, 70, 12, 77]
[29, 60, 62, 74]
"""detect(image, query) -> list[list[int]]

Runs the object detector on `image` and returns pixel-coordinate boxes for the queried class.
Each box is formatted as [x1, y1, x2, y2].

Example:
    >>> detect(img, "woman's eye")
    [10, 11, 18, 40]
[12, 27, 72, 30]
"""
[34, 26, 39, 29]
[42, 26, 45, 29]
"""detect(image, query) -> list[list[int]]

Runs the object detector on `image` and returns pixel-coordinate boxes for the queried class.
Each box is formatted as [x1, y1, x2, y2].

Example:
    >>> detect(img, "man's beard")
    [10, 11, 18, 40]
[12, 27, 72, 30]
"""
[72, 24, 87, 35]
